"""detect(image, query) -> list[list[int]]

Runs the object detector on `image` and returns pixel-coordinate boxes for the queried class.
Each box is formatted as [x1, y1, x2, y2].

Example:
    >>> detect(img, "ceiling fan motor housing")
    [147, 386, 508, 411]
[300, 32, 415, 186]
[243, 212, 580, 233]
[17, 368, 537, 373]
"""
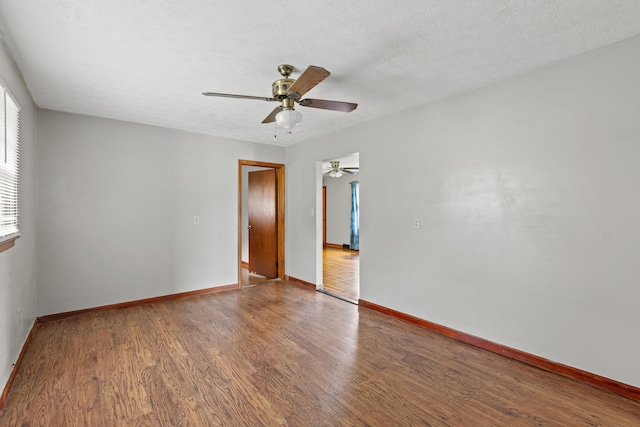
[272, 78, 296, 107]
[273, 63, 298, 107]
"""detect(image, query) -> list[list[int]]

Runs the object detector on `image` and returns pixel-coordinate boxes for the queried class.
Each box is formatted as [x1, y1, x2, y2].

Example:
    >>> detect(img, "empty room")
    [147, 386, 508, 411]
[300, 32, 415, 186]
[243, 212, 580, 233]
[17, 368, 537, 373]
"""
[1, 1, 640, 425]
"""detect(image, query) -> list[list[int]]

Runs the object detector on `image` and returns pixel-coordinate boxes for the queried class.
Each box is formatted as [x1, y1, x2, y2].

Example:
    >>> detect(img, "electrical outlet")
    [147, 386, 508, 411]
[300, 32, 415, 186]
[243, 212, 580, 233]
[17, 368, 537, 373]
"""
[413, 218, 420, 229]
[194, 216, 200, 224]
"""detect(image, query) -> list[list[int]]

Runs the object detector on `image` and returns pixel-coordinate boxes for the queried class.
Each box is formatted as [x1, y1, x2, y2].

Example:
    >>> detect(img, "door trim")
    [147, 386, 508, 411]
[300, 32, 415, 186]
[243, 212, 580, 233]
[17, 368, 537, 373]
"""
[322, 185, 327, 248]
[238, 160, 285, 287]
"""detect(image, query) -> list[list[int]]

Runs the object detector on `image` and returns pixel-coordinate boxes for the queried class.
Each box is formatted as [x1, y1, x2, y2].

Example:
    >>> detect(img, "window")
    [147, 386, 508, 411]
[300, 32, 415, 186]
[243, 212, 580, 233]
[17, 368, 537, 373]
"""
[0, 80, 20, 247]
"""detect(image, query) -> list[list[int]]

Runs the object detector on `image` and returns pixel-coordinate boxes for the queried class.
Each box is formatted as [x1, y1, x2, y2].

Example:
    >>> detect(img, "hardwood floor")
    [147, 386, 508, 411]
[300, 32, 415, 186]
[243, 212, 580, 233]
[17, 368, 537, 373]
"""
[2, 282, 639, 426]
[241, 265, 271, 286]
[323, 247, 359, 301]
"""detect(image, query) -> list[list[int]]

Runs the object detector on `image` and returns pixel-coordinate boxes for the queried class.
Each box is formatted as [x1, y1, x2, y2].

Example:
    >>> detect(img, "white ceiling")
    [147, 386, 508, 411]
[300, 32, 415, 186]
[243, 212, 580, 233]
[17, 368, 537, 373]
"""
[1, 1, 640, 146]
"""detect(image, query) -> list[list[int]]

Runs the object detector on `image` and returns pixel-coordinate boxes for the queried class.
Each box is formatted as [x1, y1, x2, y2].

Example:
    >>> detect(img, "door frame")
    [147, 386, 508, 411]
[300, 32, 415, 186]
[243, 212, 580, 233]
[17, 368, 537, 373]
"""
[316, 153, 360, 295]
[322, 185, 327, 248]
[238, 160, 285, 287]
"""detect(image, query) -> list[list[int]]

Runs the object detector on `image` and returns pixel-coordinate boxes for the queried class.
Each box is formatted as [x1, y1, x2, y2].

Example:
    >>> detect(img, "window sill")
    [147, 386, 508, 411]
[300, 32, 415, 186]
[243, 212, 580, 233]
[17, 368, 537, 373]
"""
[0, 234, 20, 253]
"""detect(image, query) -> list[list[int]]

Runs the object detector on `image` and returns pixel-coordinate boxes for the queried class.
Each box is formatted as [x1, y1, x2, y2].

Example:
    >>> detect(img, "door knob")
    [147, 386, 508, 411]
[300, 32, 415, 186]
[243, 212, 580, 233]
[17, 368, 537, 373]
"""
[247, 225, 253, 230]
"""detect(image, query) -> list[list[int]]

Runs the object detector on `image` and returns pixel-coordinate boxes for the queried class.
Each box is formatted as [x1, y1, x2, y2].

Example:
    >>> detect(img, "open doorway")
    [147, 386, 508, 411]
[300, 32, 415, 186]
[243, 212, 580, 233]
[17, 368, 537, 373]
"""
[318, 153, 360, 303]
[238, 160, 285, 287]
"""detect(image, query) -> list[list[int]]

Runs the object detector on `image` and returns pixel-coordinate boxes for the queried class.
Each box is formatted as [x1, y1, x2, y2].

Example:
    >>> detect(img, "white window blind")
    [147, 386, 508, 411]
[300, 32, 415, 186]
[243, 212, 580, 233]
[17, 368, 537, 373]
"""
[0, 81, 20, 240]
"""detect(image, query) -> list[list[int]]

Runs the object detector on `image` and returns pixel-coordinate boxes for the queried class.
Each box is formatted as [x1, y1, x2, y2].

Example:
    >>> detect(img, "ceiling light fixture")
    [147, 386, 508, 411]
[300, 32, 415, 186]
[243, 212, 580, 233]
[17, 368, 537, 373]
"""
[329, 170, 343, 178]
[275, 108, 302, 132]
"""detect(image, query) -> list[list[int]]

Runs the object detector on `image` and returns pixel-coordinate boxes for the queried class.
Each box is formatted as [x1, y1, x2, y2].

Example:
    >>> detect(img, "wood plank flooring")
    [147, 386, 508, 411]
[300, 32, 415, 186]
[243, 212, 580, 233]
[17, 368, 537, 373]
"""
[323, 247, 359, 301]
[241, 265, 271, 286]
[2, 282, 639, 426]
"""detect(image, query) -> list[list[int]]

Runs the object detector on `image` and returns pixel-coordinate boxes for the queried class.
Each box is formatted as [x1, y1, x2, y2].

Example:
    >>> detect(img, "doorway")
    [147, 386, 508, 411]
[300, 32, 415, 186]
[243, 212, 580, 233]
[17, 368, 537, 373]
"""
[238, 160, 285, 287]
[318, 153, 360, 303]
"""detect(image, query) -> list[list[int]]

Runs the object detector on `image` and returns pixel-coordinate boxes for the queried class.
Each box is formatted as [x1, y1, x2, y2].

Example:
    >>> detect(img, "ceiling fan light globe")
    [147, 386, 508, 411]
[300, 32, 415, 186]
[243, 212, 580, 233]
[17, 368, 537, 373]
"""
[335, 170, 343, 178]
[275, 109, 302, 130]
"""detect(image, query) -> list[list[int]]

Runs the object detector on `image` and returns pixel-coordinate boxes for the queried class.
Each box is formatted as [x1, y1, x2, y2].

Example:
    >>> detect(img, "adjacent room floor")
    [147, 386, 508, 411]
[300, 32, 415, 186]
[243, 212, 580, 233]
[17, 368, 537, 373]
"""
[322, 247, 359, 302]
[241, 264, 271, 287]
[2, 281, 638, 425]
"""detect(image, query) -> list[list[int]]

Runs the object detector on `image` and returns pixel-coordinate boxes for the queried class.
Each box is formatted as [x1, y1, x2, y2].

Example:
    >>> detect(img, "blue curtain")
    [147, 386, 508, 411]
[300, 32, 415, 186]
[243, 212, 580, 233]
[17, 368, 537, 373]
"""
[350, 181, 360, 250]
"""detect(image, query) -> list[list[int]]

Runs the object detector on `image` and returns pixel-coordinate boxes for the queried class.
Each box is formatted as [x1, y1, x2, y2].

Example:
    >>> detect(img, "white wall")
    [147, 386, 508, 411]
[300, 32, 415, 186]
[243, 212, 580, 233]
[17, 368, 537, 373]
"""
[285, 35, 640, 388]
[36, 111, 284, 315]
[0, 42, 37, 393]
[323, 173, 356, 246]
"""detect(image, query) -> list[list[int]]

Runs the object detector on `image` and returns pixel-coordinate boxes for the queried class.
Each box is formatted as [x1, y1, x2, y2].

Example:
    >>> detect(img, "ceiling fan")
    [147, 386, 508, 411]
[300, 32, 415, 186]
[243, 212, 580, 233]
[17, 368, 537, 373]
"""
[203, 64, 357, 131]
[324, 161, 359, 178]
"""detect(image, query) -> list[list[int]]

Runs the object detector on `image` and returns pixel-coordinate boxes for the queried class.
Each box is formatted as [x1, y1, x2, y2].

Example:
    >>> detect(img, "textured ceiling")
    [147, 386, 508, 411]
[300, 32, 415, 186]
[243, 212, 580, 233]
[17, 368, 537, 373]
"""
[1, 1, 640, 146]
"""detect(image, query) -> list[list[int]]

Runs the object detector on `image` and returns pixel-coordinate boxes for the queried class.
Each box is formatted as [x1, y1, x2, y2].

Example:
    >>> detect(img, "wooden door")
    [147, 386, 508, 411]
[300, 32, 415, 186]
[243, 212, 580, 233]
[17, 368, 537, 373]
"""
[248, 169, 278, 278]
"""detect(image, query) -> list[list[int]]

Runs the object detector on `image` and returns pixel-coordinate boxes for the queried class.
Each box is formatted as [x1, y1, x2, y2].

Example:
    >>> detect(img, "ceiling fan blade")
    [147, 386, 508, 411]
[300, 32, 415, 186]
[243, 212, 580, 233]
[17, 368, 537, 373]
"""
[202, 92, 276, 102]
[262, 106, 283, 124]
[342, 169, 359, 175]
[287, 66, 330, 98]
[298, 98, 358, 112]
